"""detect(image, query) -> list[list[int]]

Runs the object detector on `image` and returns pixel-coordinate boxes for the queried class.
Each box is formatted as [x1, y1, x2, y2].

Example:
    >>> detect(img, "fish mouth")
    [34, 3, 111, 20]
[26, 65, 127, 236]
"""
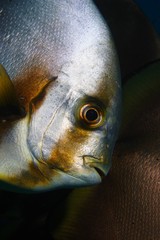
[82, 155, 108, 179]
[93, 167, 106, 179]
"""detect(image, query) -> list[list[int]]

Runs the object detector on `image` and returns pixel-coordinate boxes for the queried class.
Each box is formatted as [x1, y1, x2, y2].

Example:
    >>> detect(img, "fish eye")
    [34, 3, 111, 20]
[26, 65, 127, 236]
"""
[79, 103, 104, 128]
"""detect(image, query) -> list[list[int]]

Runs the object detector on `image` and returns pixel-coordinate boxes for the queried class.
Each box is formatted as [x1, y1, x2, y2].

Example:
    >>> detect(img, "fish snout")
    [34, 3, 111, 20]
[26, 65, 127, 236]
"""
[82, 155, 110, 179]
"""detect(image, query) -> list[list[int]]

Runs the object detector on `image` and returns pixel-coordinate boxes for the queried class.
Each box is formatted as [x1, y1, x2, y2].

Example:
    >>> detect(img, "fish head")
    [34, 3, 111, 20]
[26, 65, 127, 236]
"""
[27, 43, 121, 191]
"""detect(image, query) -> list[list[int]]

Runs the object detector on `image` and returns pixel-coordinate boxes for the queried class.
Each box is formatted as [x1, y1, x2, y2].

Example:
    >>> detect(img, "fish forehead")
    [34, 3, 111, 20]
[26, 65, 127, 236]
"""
[57, 43, 118, 96]
[1, 0, 111, 80]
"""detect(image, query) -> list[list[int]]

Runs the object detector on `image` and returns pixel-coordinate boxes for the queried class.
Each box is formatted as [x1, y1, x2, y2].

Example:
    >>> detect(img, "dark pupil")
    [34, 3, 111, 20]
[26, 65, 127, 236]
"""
[86, 109, 98, 122]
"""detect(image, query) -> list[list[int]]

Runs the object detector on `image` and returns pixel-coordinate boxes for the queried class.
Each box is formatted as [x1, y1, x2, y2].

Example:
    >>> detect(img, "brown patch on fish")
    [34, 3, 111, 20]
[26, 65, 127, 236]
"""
[47, 127, 91, 171]
[13, 66, 57, 111]
[5, 161, 59, 190]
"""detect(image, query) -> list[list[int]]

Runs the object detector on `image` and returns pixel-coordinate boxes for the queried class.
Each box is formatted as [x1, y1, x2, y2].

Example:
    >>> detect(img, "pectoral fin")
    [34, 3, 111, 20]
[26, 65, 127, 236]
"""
[0, 64, 25, 120]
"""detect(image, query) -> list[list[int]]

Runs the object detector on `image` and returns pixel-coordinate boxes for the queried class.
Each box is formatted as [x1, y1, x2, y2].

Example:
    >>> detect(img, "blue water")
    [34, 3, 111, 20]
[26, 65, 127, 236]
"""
[134, 0, 160, 34]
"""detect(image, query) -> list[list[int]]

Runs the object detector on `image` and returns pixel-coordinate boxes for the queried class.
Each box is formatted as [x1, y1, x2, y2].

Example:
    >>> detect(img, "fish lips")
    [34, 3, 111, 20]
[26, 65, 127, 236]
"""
[82, 155, 109, 179]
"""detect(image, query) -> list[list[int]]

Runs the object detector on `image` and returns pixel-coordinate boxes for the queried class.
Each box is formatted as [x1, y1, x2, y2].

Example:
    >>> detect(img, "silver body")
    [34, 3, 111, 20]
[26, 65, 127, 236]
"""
[0, 0, 121, 191]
